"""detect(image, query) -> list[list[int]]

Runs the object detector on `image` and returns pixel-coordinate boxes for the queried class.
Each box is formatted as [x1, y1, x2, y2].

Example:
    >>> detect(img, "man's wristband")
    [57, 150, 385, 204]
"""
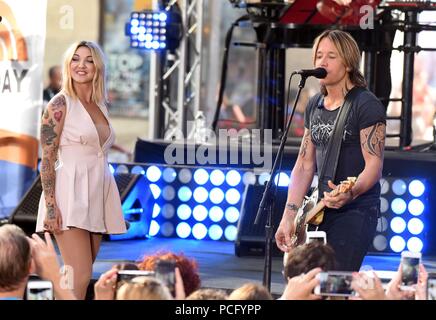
[285, 203, 299, 213]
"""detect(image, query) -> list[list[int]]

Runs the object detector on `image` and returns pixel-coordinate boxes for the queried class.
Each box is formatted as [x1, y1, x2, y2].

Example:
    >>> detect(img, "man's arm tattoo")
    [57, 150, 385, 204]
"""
[360, 123, 386, 159]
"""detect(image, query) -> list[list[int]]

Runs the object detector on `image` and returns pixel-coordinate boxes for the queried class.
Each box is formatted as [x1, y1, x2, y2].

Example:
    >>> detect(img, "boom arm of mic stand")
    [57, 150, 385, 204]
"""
[253, 74, 307, 291]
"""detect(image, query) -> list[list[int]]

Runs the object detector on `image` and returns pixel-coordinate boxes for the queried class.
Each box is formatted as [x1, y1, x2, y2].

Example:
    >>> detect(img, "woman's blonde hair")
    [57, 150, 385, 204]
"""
[115, 276, 173, 300]
[312, 30, 367, 96]
[61, 40, 107, 105]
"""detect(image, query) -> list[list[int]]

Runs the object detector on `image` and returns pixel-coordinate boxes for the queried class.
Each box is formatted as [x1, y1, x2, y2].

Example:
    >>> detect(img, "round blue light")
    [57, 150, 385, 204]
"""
[145, 42, 152, 49]
[225, 188, 241, 205]
[161, 222, 174, 237]
[162, 167, 177, 183]
[225, 225, 238, 241]
[109, 164, 115, 174]
[177, 204, 192, 220]
[209, 206, 224, 222]
[149, 184, 161, 199]
[409, 180, 425, 197]
[159, 12, 167, 22]
[178, 186, 192, 202]
[153, 13, 159, 20]
[130, 26, 139, 35]
[149, 220, 160, 237]
[139, 26, 146, 34]
[407, 237, 423, 253]
[210, 188, 225, 205]
[176, 222, 191, 239]
[392, 179, 407, 196]
[178, 168, 192, 184]
[193, 187, 208, 204]
[145, 33, 153, 42]
[162, 186, 175, 201]
[192, 223, 208, 240]
[152, 204, 161, 218]
[162, 204, 175, 219]
[208, 225, 223, 241]
[210, 170, 225, 186]
[390, 217, 406, 234]
[226, 170, 242, 187]
[192, 205, 208, 222]
[131, 18, 139, 26]
[274, 172, 290, 187]
[243, 172, 256, 185]
[152, 41, 160, 50]
[390, 236, 406, 253]
[391, 198, 407, 214]
[225, 207, 240, 223]
[146, 166, 162, 182]
[408, 218, 424, 235]
[408, 199, 425, 216]
[160, 43, 166, 49]
[131, 165, 145, 175]
[194, 169, 209, 185]
[258, 172, 271, 186]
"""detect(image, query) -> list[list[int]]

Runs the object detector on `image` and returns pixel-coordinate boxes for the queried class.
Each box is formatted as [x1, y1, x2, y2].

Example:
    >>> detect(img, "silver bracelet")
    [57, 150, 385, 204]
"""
[285, 203, 299, 212]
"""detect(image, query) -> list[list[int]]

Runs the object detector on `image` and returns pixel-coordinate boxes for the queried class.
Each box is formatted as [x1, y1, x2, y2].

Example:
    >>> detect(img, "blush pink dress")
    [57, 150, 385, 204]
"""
[36, 92, 127, 234]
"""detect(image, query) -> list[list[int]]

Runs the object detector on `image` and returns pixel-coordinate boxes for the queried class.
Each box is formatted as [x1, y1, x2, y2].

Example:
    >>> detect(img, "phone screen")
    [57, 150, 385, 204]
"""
[155, 259, 176, 294]
[401, 256, 420, 287]
[116, 270, 155, 290]
[427, 277, 436, 300]
[318, 272, 354, 297]
[26, 281, 53, 300]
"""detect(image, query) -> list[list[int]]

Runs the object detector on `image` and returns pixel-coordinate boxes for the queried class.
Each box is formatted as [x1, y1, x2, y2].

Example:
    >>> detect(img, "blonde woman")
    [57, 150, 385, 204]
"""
[37, 41, 126, 299]
[116, 277, 173, 300]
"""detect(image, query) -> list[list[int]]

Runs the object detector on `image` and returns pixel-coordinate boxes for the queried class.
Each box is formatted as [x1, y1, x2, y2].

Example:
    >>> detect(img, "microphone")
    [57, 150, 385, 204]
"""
[294, 67, 327, 79]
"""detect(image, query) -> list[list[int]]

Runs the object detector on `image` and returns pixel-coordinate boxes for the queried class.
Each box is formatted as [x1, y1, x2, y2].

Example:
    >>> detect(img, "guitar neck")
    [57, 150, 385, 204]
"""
[304, 200, 326, 224]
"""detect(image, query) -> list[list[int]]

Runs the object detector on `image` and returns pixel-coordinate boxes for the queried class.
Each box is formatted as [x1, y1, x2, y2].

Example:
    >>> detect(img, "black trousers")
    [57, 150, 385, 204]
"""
[311, 205, 379, 272]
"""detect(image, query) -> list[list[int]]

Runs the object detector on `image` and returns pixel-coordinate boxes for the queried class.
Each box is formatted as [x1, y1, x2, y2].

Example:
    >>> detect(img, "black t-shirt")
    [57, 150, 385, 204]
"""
[304, 87, 386, 209]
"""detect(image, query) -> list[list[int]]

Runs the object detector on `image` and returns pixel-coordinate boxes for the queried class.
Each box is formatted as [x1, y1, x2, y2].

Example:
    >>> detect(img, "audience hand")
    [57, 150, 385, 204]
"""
[351, 271, 386, 300]
[281, 267, 322, 300]
[94, 268, 118, 300]
[385, 263, 415, 300]
[415, 264, 428, 300]
[174, 267, 186, 300]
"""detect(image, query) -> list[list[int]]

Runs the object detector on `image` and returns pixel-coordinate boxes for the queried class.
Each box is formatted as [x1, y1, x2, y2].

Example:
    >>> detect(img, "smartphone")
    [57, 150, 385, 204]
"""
[427, 275, 436, 300]
[26, 280, 54, 300]
[306, 231, 327, 244]
[155, 259, 176, 294]
[314, 272, 355, 297]
[116, 270, 155, 289]
[400, 251, 421, 291]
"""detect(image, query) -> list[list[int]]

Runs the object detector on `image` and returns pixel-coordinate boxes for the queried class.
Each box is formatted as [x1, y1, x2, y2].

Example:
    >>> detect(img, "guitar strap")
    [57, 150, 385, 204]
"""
[318, 86, 364, 195]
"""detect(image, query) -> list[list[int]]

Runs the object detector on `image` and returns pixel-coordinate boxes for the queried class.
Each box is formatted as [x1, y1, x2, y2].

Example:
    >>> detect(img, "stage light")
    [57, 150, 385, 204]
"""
[226, 170, 242, 186]
[178, 168, 192, 184]
[109, 164, 115, 174]
[152, 204, 161, 218]
[192, 223, 208, 240]
[194, 169, 209, 185]
[408, 218, 424, 235]
[149, 184, 162, 199]
[392, 179, 407, 196]
[373, 234, 388, 251]
[407, 237, 423, 253]
[193, 187, 208, 203]
[131, 165, 145, 175]
[391, 198, 407, 214]
[274, 172, 290, 187]
[162, 185, 176, 201]
[149, 220, 160, 237]
[208, 225, 223, 240]
[376, 216, 389, 232]
[161, 222, 175, 237]
[146, 165, 161, 182]
[225, 225, 238, 241]
[163, 167, 177, 183]
[243, 172, 256, 185]
[259, 172, 271, 186]
[408, 199, 424, 216]
[177, 186, 192, 202]
[209, 206, 224, 222]
[210, 188, 225, 205]
[380, 178, 389, 195]
[225, 188, 241, 205]
[380, 197, 389, 213]
[162, 204, 175, 219]
[390, 217, 406, 234]
[193, 205, 208, 222]
[390, 236, 406, 253]
[126, 10, 182, 51]
[225, 207, 240, 223]
[176, 222, 191, 238]
[177, 204, 192, 220]
[210, 169, 225, 186]
[115, 165, 129, 174]
[409, 180, 425, 197]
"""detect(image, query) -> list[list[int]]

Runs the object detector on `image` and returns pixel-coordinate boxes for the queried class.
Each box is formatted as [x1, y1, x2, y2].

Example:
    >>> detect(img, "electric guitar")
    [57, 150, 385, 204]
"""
[289, 176, 357, 249]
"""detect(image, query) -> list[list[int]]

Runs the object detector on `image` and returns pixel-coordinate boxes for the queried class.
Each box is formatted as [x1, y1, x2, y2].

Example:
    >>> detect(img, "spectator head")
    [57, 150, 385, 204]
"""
[283, 242, 337, 280]
[0, 225, 33, 293]
[112, 262, 139, 271]
[48, 66, 62, 91]
[116, 276, 172, 300]
[138, 251, 200, 296]
[186, 288, 228, 300]
[228, 283, 273, 300]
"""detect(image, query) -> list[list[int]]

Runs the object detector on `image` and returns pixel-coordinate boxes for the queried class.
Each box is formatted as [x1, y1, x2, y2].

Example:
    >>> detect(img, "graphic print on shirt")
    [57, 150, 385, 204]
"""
[311, 116, 335, 147]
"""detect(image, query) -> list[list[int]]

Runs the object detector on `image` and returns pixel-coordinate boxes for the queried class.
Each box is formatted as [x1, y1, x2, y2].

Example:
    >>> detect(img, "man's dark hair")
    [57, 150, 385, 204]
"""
[48, 66, 60, 78]
[283, 241, 337, 280]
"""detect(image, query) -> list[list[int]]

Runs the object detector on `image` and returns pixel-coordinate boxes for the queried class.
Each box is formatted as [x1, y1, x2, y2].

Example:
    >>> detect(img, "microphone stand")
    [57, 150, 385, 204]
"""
[253, 73, 309, 291]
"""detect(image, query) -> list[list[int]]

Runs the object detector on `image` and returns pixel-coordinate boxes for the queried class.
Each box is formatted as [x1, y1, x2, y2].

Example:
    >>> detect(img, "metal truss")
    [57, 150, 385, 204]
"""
[148, 0, 204, 140]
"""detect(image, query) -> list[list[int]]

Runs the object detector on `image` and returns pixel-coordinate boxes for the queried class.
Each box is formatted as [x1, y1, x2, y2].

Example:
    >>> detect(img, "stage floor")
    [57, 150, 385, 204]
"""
[86, 238, 436, 295]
